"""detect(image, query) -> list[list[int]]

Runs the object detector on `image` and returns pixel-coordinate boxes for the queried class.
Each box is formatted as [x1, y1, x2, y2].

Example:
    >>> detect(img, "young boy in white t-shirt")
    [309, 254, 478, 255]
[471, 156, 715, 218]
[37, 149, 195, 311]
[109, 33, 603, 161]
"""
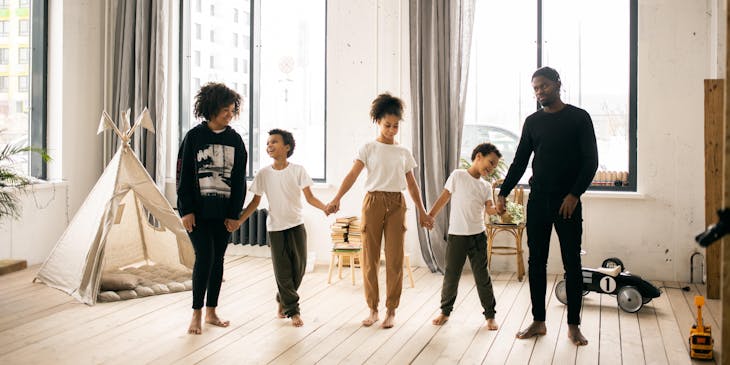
[228, 129, 328, 327]
[426, 142, 502, 330]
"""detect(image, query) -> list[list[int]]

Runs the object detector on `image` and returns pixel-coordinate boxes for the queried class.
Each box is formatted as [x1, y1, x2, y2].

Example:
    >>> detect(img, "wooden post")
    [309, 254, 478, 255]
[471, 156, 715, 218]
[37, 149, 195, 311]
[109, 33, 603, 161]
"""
[721, 3, 730, 361]
[705, 79, 723, 299]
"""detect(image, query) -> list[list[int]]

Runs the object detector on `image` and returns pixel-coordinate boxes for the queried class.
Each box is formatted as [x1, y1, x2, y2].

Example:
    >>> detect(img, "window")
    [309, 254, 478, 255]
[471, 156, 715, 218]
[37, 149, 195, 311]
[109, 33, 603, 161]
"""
[209, 29, 214, 42]
[464, 0, 636, 190]
[0, 1, 46, 178]
[209, 55, 214, 68]
[195, 0, 201, 12]
[17, 75, 27, 91]
[193, 50, 200, 67]
[18, 47, 29, 64]
[182, 0, 327, 180]
[210, 4, 215, 16]
[194, 23, 201, 40]
[19, 19, 29, 36]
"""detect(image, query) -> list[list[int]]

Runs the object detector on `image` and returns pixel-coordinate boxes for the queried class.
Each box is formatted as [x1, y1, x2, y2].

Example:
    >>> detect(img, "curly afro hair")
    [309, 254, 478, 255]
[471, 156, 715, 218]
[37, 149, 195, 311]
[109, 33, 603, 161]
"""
[193, 82, 242, 121]
[369, 93, 404, 123]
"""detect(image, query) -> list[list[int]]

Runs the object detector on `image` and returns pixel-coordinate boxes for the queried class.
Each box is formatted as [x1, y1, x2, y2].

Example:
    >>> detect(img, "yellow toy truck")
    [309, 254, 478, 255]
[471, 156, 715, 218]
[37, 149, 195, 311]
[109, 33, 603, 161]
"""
[689, 295, 713, 360]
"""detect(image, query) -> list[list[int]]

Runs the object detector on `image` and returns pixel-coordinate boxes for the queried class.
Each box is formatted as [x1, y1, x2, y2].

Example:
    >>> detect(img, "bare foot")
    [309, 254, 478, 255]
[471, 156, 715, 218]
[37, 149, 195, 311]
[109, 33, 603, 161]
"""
[362, 309, 379, 327]
[568, 324, 588, 346]
[291, 314, 304, 327]
[432, 314, 449, 326]
[188, 310, 202, 335]
[486, 318, 499, 330]
[381, 310, 396, 329]
[205, 307, 230, 328]
[277, 303, 286, 318]
[516, 321, 547, 339]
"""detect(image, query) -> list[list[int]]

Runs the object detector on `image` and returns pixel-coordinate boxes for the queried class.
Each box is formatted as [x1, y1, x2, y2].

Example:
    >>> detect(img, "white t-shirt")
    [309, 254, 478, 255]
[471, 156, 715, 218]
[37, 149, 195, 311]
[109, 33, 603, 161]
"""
[249, 163, 313, 232]
[356, 141, 417, 192]
[444, 169, 493, 235]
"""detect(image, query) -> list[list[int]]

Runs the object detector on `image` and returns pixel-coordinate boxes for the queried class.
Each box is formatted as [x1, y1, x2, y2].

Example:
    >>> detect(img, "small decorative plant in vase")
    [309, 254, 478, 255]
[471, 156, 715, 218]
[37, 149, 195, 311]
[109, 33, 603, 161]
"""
[499, 201, 525, 224]
[0, 135, 51, 220]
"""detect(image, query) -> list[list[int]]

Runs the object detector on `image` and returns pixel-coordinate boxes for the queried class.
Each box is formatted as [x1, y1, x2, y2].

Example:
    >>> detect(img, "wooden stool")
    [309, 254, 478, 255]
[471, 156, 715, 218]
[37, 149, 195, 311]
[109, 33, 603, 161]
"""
[327, 250, 362, 285]
[486, 222, 526, 281]
[487, 179, 526, 281]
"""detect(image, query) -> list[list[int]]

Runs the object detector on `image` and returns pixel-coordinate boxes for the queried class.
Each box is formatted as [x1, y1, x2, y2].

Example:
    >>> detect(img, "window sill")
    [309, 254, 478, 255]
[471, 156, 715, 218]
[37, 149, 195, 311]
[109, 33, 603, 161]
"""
[581, 190, 645, 200]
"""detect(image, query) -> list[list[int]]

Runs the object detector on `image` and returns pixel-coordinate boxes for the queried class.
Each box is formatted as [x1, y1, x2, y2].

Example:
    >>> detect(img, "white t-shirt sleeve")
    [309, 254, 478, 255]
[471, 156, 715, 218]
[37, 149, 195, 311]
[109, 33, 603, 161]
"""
[355, 144, 368, 164]
[403, 150, 417, 173]
[443, 170, 457, 193]
[297, 165, 314, 189]
[484, 180, 494, 203]
[249, 170, 266, 195]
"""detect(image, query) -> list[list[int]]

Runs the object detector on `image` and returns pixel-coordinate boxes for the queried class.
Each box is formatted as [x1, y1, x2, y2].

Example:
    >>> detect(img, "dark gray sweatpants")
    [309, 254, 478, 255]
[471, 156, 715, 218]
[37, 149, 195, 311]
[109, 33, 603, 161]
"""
[269, 224, 307, 317]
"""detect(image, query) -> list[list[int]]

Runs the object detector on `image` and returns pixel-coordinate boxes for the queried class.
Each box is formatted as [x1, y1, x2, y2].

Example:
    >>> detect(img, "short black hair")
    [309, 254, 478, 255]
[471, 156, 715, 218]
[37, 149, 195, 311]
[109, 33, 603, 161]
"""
[193, 82, 241, 121]
[268, 128, 296, 157]
[532, 66, 561, 83]
[471, 142, 502, 161]
[370, 93, 404, 122]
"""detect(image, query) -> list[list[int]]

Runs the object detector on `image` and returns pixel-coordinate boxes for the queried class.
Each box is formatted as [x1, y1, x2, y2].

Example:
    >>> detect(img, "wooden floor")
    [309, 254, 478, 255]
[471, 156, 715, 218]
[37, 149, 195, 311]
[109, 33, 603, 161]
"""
[0, 255, 722, 364]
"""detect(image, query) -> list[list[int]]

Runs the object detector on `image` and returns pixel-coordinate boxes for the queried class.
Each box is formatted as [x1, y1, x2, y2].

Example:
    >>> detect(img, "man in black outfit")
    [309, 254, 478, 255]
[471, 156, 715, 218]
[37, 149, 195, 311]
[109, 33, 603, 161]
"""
[496, 67, 598, 346]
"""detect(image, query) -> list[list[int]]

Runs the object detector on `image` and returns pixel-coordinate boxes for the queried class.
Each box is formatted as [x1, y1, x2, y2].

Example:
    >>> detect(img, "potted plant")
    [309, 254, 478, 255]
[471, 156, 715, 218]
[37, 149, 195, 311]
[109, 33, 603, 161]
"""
[0, 137, 51, 220]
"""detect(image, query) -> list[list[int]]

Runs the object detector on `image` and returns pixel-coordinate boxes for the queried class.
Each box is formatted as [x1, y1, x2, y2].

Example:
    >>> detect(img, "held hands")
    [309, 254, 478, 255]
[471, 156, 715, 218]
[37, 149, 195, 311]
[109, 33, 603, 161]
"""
[182, 213, 196, 233]
[495, 195, 507, 215]
[224, 218, 243, 233]
[559, 194, 579, 219]
[420, 212, 435, 230]
[324, 199, 340, 215]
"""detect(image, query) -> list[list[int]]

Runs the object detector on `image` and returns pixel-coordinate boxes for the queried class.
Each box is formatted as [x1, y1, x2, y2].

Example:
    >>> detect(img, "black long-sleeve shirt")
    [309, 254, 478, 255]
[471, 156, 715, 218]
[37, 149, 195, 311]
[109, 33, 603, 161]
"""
[176, 121, 247, 220]
[500, 104, 598, 198]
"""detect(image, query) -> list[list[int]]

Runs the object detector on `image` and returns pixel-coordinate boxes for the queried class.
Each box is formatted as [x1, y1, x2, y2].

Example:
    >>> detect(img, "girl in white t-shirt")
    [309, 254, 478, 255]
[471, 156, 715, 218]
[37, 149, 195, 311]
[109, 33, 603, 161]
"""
[326, 93, 434, 329]
[228, 129, 329, 328]
[426, 143, 502, 330]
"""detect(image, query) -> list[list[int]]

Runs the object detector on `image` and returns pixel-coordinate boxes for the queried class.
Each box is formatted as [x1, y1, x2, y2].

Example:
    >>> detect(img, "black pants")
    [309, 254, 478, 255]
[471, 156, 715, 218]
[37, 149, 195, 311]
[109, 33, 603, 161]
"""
[526, 192, 583, 325]
[440, 232, 496, 318]
[269, 224, 307, 317]
[188, 218, 231, 310]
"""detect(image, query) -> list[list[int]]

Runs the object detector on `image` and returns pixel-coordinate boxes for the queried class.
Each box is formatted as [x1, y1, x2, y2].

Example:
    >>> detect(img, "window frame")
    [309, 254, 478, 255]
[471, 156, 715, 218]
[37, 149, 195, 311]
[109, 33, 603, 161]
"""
[179, 0, 328, 182]
[30, 0, 47, 179]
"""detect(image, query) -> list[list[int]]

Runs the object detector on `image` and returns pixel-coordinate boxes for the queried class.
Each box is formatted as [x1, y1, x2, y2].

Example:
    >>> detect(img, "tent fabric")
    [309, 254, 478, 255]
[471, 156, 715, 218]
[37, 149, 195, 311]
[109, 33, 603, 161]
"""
[35, 145, 194, 305]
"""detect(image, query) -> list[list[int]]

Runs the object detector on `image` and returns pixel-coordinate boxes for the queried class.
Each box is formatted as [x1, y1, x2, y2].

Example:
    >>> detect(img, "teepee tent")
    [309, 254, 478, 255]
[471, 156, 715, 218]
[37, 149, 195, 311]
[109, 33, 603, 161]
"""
[35, 108, 195, 305]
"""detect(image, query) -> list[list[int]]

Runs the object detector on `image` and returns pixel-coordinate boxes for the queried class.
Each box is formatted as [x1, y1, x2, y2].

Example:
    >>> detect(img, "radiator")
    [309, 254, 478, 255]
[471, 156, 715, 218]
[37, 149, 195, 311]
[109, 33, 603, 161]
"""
[231, 208, 269, 246]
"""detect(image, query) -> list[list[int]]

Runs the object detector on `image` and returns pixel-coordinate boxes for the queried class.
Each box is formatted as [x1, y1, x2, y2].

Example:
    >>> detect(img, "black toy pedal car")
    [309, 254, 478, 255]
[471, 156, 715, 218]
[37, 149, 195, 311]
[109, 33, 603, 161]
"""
[555, 257, 661, 313]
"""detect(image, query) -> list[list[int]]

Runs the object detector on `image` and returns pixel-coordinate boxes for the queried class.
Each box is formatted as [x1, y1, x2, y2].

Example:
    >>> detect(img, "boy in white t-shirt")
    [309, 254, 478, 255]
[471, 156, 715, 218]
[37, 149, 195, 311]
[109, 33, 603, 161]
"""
[426, 143, 502, 330]
[227, 129, 328, 327]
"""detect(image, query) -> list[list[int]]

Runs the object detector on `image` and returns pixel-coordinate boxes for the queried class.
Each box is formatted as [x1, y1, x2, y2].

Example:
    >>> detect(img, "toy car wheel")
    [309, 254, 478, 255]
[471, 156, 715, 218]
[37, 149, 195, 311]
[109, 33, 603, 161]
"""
[617, 286, 643, 313]
[555, 280, 568, 305]
[601, 257, 625, 272]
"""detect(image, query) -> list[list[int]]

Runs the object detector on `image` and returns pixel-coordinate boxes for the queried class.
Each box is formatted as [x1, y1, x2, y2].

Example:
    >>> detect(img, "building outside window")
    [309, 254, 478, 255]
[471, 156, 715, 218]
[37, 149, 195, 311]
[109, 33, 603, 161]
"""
[463, 0, 636, 190]
[0, 0, 44, 178]
[182, 0, 326, 180]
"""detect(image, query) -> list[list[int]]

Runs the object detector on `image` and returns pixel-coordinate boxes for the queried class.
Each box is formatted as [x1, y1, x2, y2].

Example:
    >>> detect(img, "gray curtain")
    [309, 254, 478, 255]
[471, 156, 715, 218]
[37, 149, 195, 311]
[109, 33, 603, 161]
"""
[104, 0, 168, 187]
[409, 0, 475, 273]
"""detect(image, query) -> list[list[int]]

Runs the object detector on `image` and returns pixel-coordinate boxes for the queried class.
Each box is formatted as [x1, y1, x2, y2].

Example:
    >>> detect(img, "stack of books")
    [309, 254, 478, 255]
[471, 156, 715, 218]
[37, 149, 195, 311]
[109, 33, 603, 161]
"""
[331, 216, 361, 250]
